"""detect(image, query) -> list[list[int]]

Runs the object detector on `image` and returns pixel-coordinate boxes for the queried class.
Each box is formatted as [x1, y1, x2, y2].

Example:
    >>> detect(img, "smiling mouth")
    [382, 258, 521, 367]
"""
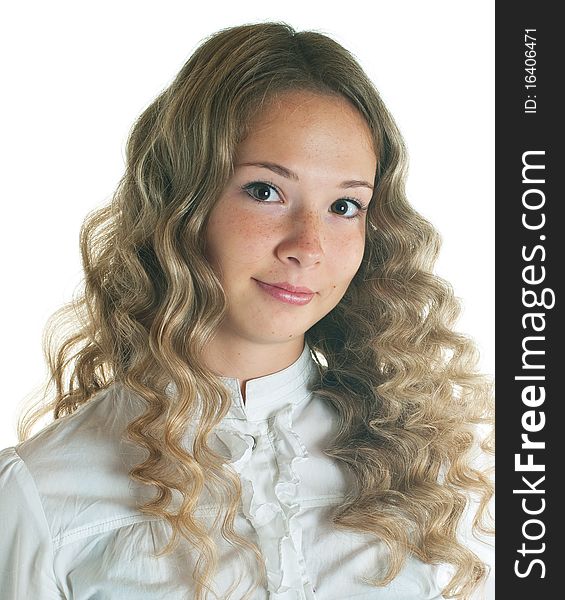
[253, 279, 315, 306]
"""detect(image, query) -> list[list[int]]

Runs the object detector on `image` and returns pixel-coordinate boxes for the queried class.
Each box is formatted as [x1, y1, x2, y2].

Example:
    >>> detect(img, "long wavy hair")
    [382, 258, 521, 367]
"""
[18, 21, 494, 600]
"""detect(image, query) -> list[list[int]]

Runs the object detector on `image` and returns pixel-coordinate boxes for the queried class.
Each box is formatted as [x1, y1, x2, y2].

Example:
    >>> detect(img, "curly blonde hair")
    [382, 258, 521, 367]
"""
[18, 21, 494, 600]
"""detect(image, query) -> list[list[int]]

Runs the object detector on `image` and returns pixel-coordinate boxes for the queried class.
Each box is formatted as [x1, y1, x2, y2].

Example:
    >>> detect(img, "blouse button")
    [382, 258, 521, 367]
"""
[250, 435, 257, 450]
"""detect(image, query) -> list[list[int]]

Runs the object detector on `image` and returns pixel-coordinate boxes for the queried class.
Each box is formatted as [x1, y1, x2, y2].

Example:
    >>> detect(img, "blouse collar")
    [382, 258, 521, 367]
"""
[220, 341, 320, 422]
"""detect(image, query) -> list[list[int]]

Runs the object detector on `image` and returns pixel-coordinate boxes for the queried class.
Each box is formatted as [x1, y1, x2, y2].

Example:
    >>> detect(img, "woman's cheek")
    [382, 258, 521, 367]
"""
[331, 229, 365, 262]
[232, 221, 278, 264]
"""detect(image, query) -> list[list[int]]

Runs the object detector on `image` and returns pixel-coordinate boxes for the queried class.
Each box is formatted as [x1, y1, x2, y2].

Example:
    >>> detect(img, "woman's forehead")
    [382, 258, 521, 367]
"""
[235, 90, 377, 174]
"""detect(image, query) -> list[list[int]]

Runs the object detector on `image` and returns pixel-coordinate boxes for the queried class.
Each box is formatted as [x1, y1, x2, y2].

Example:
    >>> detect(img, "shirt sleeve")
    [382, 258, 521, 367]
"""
[0, 446, 64, 599]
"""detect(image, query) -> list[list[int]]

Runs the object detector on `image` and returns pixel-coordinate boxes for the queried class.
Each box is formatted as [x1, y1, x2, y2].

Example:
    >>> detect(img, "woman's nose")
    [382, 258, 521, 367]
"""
[275, 208, 324, 267]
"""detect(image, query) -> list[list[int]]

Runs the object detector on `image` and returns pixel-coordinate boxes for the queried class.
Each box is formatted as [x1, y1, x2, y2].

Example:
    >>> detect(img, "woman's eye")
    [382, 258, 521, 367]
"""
[242, 181, 281, 202]
[241, 181, 367, 220]
[331, 198, 367, 219]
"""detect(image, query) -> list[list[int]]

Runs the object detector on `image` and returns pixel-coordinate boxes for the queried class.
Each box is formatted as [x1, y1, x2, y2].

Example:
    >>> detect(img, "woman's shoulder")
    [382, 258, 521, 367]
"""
[0, 383, 151, 546]
[11, 383, 135, 471]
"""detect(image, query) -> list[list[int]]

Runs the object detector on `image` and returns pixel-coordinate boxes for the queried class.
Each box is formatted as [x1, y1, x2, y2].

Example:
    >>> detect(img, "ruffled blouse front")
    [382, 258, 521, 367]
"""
[215, 404, 312, 597]
[0, 342, 447, 599]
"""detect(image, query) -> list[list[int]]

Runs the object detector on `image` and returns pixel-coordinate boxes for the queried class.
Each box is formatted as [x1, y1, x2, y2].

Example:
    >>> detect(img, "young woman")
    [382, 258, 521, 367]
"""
[0, 22, 493, 600]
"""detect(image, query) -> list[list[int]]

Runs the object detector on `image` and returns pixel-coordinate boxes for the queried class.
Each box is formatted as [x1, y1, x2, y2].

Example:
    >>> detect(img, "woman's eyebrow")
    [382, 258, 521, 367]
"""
[235, 161, 374, 191]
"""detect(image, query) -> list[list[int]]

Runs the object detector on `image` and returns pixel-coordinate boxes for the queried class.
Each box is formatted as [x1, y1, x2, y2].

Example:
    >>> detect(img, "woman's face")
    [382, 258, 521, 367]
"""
[204, 89, 376, 349]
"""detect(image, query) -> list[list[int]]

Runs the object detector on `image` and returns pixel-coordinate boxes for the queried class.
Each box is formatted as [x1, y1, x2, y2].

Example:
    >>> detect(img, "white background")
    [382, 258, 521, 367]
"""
[0, 1, 494, 597]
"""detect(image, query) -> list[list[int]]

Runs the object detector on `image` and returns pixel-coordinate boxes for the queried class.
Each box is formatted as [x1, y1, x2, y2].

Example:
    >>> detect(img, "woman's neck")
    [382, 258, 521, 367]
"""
[201, 334, 306, 403]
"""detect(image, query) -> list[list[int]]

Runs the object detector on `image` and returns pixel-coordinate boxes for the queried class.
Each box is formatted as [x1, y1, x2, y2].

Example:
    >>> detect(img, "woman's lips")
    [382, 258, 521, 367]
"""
[253, 279, 315, 305]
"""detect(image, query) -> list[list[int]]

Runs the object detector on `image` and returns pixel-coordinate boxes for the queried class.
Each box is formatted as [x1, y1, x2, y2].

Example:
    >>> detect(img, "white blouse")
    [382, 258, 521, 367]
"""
[0, 342, 447, 599]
